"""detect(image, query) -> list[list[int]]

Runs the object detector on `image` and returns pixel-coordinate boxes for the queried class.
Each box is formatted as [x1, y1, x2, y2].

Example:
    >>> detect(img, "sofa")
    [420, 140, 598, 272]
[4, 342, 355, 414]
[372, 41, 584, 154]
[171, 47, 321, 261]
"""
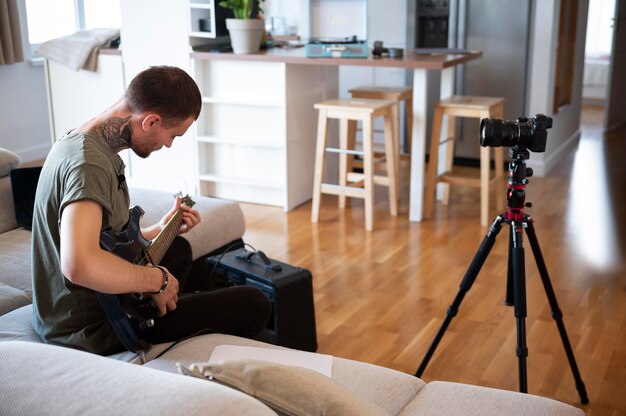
[0, 148, 584, 415]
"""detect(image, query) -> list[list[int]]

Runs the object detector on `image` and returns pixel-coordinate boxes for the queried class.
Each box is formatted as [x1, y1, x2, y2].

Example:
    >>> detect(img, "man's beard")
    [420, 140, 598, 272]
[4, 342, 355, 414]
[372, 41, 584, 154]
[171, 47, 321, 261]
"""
[132, 145, 152, 159]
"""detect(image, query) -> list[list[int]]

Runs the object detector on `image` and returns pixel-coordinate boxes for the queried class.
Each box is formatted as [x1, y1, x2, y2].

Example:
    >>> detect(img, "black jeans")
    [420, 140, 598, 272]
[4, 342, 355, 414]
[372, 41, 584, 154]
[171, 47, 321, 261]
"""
[144, 237, 271, 344]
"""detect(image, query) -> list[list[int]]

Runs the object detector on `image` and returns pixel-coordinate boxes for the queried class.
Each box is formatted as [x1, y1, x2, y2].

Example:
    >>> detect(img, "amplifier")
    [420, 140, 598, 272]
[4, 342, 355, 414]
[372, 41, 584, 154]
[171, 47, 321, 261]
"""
[305, 37, 368, 58]
[206, 248, 317, 352]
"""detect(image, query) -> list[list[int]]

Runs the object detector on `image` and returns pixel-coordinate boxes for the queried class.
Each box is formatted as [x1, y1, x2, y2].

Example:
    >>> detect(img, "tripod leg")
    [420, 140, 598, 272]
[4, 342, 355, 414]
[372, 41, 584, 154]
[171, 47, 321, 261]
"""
[511, 221, 528, 393]
[415, 216, 505, 377]
[505, 235, 514, 306]
[525, 219, 589, 404]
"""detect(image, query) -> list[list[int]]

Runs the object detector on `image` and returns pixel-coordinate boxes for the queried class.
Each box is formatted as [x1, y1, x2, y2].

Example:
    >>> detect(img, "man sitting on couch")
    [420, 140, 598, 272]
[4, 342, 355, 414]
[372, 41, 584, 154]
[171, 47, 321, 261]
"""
[31, 65, 270, 355]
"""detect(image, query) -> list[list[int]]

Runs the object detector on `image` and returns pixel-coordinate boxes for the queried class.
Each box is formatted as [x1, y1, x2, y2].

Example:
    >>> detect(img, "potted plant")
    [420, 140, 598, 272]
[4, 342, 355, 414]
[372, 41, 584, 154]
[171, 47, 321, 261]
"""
[219, 0, 264, 54]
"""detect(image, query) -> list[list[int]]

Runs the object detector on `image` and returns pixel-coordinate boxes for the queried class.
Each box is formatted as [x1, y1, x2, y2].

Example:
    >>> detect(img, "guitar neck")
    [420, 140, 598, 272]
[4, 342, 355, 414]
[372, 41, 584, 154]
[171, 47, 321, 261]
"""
[145, 209, 184, 265]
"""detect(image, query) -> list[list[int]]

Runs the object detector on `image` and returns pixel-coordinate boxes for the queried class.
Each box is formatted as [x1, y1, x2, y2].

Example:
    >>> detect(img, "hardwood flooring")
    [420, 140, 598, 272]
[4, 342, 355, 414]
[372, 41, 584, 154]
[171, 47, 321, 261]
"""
[239, 106, 625, 415]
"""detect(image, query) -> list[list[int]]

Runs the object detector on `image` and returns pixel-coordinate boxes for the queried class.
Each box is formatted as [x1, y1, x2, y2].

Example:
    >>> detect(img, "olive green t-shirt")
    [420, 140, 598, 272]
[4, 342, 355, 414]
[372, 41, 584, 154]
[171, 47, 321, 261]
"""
[31, 131, 130, 355]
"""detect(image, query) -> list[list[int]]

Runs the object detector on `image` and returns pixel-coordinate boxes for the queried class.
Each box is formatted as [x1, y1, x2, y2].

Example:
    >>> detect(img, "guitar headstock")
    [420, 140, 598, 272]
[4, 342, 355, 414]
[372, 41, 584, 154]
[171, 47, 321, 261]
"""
[174, 192, 196, 208]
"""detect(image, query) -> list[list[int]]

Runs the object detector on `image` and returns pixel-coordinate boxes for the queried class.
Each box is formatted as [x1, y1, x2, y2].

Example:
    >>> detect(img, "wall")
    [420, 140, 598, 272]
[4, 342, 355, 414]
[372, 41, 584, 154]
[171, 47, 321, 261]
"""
[526, 0, 590, 176]
[0, 0, 590, 174]
[0, 61, 51, 162]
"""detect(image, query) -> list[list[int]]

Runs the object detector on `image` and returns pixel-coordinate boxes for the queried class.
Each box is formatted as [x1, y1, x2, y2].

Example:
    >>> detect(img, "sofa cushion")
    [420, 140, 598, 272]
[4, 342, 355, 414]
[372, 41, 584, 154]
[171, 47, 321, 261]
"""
[397, 381, 585, 416]
[0, 283, 31, 316]
[0, 176, 18, 234]
[0, 147, 20, 178]
[0, 305, 181, 366]
[0, 341, 277, 416]
[181, 359, 390, 416]
[144, 334, 426, 415]
[0, 305, 42, 343]
[130, 188, 246, 260]
[0, 228, 32, 297]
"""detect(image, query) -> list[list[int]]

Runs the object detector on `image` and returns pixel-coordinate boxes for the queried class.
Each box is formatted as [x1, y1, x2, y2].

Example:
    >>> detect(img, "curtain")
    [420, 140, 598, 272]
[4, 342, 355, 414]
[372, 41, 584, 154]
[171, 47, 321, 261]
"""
[0, 0, 24, 65]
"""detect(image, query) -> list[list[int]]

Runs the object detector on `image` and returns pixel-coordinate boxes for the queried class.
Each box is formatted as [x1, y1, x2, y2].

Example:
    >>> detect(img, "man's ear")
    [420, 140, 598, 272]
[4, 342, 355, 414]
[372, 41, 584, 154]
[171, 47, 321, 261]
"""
[141, 114, 161, 130]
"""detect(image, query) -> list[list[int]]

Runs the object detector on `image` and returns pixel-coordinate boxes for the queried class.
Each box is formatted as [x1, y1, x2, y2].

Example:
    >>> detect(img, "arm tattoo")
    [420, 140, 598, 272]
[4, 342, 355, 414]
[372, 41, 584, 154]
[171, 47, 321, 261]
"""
[92, 116, 132, 151]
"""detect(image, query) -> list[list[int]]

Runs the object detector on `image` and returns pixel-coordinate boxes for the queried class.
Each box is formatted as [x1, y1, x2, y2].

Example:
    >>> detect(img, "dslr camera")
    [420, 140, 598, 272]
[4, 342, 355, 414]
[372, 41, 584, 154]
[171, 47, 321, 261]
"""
[480, 114, 552, 153]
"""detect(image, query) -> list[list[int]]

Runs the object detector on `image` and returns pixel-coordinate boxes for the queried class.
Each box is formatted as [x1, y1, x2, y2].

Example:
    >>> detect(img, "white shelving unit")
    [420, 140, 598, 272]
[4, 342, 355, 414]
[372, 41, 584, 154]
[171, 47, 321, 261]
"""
[189, 0, 217, 39]
[192, 57, 339, 210]
[188, 0, 235, 50]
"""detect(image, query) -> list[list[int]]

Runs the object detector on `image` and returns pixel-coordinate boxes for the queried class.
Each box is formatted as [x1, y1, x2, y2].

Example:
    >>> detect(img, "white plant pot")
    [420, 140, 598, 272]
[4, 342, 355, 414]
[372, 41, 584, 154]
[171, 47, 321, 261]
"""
[226, 18, 264, 54]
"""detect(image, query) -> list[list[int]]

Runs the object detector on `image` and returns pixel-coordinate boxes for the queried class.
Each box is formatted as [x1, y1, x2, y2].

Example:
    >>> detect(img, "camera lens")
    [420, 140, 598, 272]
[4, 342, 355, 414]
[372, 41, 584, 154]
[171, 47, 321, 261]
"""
[480, 118, 518, 148]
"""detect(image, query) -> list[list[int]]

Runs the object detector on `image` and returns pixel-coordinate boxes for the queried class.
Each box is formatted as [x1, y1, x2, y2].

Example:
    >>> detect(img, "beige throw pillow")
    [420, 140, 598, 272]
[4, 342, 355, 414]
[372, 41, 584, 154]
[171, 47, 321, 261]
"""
[178, 359, 390, 416]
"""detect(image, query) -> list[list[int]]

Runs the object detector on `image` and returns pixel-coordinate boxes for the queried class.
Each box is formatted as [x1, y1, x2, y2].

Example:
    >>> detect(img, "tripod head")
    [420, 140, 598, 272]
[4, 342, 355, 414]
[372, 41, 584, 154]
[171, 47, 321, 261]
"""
[505, 145, 533, 221]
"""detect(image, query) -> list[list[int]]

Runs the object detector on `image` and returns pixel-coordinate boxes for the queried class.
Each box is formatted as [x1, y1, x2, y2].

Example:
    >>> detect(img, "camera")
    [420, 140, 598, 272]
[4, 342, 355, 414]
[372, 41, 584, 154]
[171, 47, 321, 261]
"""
[480, 114, 552, 153]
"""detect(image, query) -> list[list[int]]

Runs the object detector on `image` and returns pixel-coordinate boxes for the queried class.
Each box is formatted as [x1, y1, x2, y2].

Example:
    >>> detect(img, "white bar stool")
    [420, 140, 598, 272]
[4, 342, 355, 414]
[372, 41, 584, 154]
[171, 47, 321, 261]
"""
[424, 95, 505, 226]
[311, 98, 399, 231]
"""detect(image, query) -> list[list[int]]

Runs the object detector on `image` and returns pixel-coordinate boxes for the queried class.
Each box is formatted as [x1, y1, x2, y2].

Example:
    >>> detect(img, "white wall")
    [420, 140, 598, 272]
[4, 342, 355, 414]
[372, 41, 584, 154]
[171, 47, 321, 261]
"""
[526, 0, 590, 176]
[0, 61, 51, 162]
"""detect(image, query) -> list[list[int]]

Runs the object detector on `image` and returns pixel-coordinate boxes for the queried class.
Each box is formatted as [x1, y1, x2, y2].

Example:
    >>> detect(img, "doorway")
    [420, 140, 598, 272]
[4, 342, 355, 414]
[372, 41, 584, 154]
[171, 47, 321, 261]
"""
[582, 0, 625, 131]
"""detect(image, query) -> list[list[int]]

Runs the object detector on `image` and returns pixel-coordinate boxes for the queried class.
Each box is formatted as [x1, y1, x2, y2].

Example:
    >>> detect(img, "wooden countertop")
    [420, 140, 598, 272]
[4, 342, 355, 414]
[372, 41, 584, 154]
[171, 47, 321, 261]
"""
[191, 47, 482, 70]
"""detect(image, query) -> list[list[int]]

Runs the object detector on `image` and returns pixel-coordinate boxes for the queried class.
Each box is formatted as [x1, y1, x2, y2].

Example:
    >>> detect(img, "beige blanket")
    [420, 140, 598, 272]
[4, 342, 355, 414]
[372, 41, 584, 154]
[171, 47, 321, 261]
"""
[36, 28, 120, 72]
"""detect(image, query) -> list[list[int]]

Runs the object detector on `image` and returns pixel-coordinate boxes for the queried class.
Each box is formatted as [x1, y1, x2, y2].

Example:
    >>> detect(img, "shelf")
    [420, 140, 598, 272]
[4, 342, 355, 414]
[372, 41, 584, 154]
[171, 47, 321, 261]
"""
[197, 135, 283, 149]
[198, 173, 282, 189]
[190, 31, 215, 38]
[189, 2, 212, 9]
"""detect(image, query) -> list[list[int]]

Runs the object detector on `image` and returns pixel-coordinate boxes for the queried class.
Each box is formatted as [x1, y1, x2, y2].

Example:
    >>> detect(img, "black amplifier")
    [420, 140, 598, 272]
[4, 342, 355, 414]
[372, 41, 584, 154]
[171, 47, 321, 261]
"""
[206, 248, 317, 352]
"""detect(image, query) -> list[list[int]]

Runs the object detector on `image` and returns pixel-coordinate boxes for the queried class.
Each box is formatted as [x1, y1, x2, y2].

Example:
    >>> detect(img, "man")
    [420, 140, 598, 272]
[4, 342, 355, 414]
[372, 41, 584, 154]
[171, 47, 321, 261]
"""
[31, 66, 270, 355]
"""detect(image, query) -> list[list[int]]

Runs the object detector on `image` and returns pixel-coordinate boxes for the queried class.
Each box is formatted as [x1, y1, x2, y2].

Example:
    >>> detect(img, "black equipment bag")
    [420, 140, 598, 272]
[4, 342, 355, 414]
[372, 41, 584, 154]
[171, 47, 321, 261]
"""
[206, 248, 317, 352]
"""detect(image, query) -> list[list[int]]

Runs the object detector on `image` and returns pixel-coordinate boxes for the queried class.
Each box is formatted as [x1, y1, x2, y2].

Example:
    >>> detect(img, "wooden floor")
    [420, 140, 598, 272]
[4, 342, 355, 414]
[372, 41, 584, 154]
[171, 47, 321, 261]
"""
[239, 106, 625, 416]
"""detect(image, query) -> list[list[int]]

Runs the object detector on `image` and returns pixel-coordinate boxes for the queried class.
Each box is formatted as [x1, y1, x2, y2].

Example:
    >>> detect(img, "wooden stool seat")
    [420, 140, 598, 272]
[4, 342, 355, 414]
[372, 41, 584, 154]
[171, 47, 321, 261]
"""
[424, 95, 505, 226]
[348, 85, 413, 100]
[314, 98, 396, 113]
[437, 95, 506, 113]
[312, 98, 399, 231]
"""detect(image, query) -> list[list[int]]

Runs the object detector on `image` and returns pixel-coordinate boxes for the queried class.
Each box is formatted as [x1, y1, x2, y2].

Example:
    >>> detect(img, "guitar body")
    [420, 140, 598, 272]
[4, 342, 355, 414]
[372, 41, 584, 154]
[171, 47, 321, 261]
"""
[97, 206, 155, 353]
[96, 195, 195, 353]
[99, 206, 152, 265]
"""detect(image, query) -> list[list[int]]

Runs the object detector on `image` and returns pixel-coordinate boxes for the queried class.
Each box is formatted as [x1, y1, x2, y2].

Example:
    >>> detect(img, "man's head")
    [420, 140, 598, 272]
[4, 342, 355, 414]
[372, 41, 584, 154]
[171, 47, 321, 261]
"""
[124, 66, 202, 158]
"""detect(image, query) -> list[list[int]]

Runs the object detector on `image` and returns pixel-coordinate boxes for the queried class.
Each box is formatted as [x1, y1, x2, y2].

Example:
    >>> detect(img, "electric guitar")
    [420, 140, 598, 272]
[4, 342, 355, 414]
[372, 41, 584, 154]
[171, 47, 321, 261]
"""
[96, 193, 195, 353]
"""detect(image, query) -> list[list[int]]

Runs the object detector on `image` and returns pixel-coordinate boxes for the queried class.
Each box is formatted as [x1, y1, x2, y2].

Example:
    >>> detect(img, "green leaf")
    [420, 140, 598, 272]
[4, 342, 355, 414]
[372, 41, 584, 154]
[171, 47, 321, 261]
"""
[218, 0, 260, 19]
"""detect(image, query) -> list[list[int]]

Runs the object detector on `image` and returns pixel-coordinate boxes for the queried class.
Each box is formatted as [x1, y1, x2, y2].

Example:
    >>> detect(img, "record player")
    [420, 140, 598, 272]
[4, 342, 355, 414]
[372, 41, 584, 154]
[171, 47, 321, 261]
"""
[305, 35, 369, 58]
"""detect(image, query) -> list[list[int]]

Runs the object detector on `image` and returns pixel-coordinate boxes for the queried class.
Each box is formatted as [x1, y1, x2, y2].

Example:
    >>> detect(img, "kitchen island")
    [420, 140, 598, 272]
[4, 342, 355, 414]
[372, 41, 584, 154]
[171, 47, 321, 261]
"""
[191, 47, 481, 221]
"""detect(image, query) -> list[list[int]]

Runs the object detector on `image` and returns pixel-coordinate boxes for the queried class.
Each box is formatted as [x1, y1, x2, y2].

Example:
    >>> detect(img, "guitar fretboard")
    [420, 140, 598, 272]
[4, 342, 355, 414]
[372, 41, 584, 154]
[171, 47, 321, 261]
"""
[146, 193, 195, 264]
[145, 203, 189, 265]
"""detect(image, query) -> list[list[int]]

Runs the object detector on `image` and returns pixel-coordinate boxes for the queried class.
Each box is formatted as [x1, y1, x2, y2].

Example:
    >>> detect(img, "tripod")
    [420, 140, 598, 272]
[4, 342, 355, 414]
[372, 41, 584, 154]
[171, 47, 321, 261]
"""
[415, 145, 589, 404]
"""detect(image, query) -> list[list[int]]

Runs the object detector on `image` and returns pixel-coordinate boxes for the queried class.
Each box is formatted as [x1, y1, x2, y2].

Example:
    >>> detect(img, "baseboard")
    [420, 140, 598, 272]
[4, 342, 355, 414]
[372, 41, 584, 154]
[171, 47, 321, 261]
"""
[525, 129, 580, 176]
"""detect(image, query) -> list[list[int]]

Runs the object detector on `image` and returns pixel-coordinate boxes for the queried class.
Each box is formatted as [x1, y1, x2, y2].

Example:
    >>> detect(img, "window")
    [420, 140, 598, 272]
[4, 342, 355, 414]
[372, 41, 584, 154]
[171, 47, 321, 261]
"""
[585, 0, 616, 59]
[24, 0, 120, 56]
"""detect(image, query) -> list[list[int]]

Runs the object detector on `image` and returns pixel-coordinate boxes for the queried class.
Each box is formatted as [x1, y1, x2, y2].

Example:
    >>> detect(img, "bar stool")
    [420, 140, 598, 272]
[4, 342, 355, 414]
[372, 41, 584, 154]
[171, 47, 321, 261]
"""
[424, 96, 505, 226]
[348, 86, 413, 193]
[311, 98, 399, 231]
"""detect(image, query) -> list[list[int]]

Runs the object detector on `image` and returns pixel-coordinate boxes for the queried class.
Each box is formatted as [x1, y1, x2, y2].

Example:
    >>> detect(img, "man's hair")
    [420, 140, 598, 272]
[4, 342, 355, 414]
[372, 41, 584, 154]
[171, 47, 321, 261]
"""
[125, 66, 202, 124]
